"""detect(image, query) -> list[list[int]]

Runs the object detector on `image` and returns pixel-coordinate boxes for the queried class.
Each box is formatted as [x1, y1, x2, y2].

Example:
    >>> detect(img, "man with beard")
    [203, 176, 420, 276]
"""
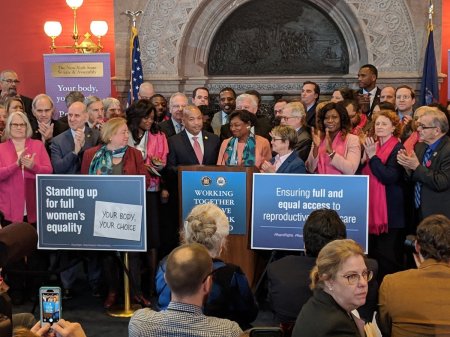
[342, 99, 367, 137]
[150, 94, 170, 122]
[0, 70, 33, 121]
[211, 87, 236, 135]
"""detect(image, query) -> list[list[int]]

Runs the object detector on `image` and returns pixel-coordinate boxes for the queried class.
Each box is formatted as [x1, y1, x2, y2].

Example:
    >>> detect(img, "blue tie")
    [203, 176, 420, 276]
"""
[414, 146, 433, 208]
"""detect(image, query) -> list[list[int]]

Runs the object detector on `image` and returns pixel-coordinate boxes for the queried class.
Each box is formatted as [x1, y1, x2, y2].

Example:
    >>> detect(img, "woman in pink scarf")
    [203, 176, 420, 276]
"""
[361, 110, 406, 280]
[306, 102, 360, 174]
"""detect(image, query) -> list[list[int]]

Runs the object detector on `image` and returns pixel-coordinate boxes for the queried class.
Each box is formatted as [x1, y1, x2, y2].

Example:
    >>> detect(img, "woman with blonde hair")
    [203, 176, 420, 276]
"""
[156, 203, 258, 329]
[292, 239, 372, 337]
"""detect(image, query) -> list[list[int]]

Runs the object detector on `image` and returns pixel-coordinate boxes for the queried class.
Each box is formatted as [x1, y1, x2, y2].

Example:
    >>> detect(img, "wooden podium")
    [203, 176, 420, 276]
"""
[178, 165, 257, 285]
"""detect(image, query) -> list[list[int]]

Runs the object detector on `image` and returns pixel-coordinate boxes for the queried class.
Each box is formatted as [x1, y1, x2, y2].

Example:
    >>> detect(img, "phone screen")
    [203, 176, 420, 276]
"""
[40, 287, 61, 325]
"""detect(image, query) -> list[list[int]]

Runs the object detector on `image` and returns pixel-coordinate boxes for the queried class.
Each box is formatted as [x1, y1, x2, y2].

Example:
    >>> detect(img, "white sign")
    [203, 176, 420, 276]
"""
[93, 201, 142, 241]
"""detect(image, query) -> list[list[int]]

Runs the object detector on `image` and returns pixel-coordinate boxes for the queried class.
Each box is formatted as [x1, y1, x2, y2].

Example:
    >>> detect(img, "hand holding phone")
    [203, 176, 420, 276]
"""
[40, 287, 62, 327]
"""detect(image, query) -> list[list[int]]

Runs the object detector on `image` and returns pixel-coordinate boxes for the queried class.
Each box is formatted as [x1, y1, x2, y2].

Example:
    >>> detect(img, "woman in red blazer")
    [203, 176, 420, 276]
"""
[81, 117, 151, 309]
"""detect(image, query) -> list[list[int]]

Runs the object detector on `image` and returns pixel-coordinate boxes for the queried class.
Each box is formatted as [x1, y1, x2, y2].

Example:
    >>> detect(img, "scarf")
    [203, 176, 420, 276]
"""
[224, 134, 256, 166]
[361, 135, 399, 235]
[88, 144, 128, 175]
[316, 131, 348, 174]
[403, 130, 420, 155]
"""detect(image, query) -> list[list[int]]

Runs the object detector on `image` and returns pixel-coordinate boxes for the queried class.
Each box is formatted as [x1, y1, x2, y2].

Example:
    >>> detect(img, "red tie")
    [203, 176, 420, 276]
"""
[193, 136, 203, 164]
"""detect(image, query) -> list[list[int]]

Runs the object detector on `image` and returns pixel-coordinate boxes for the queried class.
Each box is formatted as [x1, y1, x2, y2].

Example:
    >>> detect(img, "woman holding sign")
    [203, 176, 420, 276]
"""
[217, 110, 271, 169]
[306, 102, 360, 174]
[361, 110, 405, 281]
[81, 117, 151, 309]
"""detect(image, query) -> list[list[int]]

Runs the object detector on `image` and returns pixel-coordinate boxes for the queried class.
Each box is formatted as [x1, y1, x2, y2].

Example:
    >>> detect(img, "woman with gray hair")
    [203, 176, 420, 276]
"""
[103, 97, 123, 120]
[155, 203, 258, 329]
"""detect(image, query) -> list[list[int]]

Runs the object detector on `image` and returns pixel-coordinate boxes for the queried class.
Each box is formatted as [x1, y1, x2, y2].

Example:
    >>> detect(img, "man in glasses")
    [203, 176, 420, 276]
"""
[397, 108, 450, 223]
[280, 101, 312, 162]
[129, 243, 242, 337]
[0, 70, 33, 120]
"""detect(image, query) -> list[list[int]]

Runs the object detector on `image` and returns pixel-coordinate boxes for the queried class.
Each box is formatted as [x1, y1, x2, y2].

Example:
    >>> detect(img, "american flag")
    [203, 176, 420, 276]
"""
[128, 26, 143, 106]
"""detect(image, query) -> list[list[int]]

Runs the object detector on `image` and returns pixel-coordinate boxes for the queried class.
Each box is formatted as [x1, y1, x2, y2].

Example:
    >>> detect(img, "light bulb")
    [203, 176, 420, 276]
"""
[44, 21, 63, 37]
[90, 21, 108, 37]
[66, 0, 83, 9]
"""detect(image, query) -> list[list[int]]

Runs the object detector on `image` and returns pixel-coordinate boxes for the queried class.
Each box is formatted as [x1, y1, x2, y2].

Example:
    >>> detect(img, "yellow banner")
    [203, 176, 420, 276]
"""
[51, 62, 104, 77]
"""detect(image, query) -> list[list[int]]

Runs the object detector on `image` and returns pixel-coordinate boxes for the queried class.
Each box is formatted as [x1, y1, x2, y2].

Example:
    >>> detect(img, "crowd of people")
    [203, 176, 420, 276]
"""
[0, 64, 450, 336]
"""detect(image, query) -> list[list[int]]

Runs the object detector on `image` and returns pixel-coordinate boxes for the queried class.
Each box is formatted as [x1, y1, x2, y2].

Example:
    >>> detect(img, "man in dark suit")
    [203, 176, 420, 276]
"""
[30, 94, 68, 154]
[357, 64, 381, 118]
[50, 101, 100, 174]
[50, 101, 101, 299]
[162, 105, 220, 256]
[0, 69, 34, 122]
[267, 209, 378, 324]
[397, 108, 450, 224]
[159, 92, 187, 138]
[301, 81, 320, 128]
[280, 102, 312, 162]
[220, 93, 272, 142]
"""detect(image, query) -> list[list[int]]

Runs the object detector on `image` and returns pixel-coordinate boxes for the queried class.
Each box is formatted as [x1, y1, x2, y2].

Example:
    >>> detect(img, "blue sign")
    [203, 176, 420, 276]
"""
[251, 174, 369, 252]
[181, 171, 247, 235]
[37, 175, 146, 251]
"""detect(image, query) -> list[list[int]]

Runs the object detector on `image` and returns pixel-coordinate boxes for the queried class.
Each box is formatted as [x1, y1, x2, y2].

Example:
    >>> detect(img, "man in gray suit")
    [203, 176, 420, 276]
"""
[280, 102, 312, 162]
[50, 101, 101, 299]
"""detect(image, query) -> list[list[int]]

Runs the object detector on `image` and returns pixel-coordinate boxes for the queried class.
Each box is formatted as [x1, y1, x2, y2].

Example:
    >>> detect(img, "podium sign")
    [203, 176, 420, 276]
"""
[181, 170, 247, 234]
[43, 53, 111, 119]
[252, 174, 369, 252]
[37, 174, 146, 251]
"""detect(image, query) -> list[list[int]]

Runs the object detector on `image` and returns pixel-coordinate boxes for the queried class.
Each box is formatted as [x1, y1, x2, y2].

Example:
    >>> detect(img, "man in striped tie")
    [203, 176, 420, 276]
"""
[397, 108, 450, 225]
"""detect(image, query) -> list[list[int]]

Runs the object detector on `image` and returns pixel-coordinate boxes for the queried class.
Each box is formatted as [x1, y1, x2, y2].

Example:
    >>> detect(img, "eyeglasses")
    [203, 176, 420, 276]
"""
[171, 104, 187, 110]
[11, 123, 27, 129]
[2, 79, 20, 84]
[416, 124, 437, 130]
[396, 95, 411, 100]
[271, 138, 284, 141]
[340, 270, 373, 285]
[281, 116, 298, 121]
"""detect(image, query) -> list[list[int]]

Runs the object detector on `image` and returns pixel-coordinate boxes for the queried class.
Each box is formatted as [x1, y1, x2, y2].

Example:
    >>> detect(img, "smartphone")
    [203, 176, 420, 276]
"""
[39, 287, 62, 326]
[249, 327, 283, 337]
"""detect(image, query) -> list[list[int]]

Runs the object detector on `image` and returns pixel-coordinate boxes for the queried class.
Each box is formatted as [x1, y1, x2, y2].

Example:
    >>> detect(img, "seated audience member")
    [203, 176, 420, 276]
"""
[156, 203, 257, 329]
[292, 239, 372, 337]
[130, 243, 243, 337]
[102, 97, 123, 120]
[260, 125, 306, 174]
[306, 102, 361, 174]
[267, 209, 378, 324]
[217, 110, 271, 169]
[378, 214, 450, 337]
[14, 319, 87, 337]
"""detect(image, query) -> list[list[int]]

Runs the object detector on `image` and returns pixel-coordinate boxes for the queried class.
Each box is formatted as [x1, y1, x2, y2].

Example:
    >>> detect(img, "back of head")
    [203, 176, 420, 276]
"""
[165, 243, 213, 298]
[65, 91, 85, 109]
[417, 215, 450, 263]
[309, 239, 364, 290]
[303, 209, 347, 257]
[181, 203, 229, 257]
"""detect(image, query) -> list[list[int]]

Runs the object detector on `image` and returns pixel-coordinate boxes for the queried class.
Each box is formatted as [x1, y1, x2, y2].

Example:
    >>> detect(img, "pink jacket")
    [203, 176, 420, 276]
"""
[0, 138, 53, 223]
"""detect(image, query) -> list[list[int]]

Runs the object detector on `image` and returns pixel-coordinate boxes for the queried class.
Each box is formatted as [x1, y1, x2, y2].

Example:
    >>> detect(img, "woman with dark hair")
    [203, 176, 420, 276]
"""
[361, 110, 406, 280]
[217, 110, 271, 169]
[331, 87, 356, 103]
[306, 102, 361, 174]
[126, 99, 168, 300]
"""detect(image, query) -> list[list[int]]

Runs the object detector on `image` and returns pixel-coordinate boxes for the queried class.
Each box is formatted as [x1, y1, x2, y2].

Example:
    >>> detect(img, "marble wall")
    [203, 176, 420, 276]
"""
[113, 0, 442, 100]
